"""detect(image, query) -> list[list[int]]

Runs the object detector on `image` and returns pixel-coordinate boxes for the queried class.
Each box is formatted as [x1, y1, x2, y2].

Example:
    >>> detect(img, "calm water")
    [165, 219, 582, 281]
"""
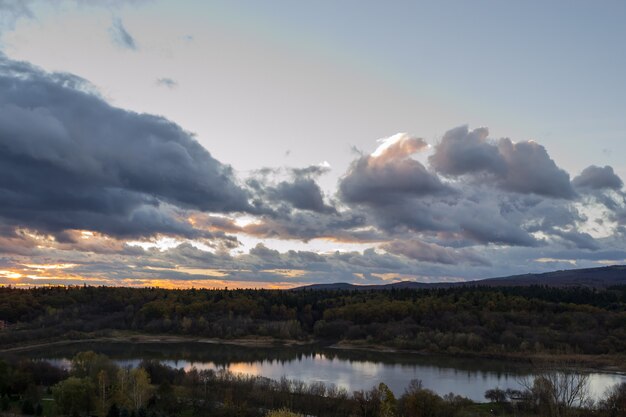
[16, 341, 626, 402]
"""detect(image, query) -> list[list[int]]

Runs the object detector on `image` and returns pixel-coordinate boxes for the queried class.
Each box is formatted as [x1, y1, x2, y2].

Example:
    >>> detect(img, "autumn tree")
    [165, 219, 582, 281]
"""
[129, 368, 151, 410]
[52, 377, 95, 417]
[378, 383, 397, 417]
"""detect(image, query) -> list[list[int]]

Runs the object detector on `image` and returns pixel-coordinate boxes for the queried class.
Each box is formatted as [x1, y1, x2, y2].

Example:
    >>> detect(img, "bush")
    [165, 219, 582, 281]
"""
[485, 388, 507, 403]
[266, 408, 302, 417]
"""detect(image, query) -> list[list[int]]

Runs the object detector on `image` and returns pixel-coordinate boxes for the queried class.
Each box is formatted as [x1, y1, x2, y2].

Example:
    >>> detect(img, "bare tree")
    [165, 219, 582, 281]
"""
[519, 366, 590, 417]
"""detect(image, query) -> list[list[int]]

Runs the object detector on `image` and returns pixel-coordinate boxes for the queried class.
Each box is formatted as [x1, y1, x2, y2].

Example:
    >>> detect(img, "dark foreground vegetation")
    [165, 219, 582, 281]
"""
[1, 351, 626, 417]
[2, 285, 626, 365]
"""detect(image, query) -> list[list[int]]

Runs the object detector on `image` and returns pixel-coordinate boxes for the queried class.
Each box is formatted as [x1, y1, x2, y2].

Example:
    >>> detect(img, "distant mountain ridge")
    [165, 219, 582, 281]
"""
[293, 265, 626, 290]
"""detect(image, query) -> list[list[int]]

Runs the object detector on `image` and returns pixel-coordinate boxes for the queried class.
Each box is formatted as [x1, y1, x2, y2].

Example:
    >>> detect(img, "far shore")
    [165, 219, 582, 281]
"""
[0, 333, 312, 353]
[2, 332, 625, 374]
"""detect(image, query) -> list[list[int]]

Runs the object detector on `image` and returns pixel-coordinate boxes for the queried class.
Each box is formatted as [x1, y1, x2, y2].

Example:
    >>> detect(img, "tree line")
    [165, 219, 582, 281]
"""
[1, 285, 626, 361]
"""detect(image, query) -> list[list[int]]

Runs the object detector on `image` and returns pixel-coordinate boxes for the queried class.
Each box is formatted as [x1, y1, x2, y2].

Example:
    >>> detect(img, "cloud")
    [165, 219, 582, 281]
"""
[337, 130, 544, 245]
[429, 126, 504, 177]
[270, 178, 334, 213]
[159, 243, 444, 284]
[0, 0, 34, 31]
[453, 197, 541, 247]
[382, 239, 490, 266]
[0, 55, 251, 240]
[156, 78, 178, 89]
[245, 164, 336, 216]
[340, 133, 448, 205]
[0, 0, 150, 33]
[241, 210, 381, 243]
[334, 127, 604, 249]
[497, 138, 575, 198]
[109, 17, 137, 50]
[0, 50, 622, 287]
[549, 229, 600, 251]
[430, 126, 575, 199]
[572, 165, 623, 191]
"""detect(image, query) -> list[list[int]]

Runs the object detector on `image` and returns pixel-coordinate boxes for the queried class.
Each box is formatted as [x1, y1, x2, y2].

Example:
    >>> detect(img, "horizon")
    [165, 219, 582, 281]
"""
[2, 262, 624, 291]
[2, 1, 626, 289]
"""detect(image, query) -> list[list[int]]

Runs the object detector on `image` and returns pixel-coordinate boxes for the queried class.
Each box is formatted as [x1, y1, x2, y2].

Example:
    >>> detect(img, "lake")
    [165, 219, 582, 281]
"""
[15, 341, 626, 402]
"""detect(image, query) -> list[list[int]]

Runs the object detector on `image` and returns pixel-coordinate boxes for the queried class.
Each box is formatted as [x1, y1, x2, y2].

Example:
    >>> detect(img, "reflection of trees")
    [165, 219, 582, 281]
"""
[26, 341, 528, 375]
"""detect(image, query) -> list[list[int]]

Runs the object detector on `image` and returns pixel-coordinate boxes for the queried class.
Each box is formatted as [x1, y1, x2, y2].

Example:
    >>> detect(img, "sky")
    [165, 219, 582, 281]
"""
[1, 0, 626, 288]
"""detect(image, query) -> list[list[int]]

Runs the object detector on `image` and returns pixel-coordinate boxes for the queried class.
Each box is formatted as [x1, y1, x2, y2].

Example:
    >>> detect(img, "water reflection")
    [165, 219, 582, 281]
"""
[20, 341, 626, 402]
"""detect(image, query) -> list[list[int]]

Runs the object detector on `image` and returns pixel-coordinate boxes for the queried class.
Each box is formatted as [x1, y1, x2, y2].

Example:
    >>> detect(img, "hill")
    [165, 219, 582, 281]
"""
[293, 265, 626, 290]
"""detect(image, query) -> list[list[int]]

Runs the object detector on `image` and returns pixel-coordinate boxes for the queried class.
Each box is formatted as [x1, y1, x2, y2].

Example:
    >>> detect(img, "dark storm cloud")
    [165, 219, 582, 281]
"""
[0, 56, 251, 239]
[429, 126, 575, 199]
[572, 165, 623, 191]
[109, 17, 137, 50]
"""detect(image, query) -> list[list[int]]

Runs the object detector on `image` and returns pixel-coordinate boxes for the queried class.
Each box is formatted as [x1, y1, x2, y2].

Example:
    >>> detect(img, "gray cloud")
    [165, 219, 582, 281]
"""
[572, 165, 623, 191]
[430, 126, 575, 199]
[0, 51, 622, 286]
[454, 199, 541, 246]
[0, 55, 251, 240]
[382, 239, 490, 266]
[245, 164, 336, 216]
[160, 243, 434, 284]
[0, 0, 34, 31]
[241, 210, 381, 243]
[337, 132, 544, 246]
[549, 229, 600, 251]
[270, 178, 333, 213]
[498, 138, 575, 198]
[340, 135, 448, 205]
[156, 78, 178, 88]
[429, 126, 504, 177]
[109, 17, 137, 50]
[0, 0, 150, 33]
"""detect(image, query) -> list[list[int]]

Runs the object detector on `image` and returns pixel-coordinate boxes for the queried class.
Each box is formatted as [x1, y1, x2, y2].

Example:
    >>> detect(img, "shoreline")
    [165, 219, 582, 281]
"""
[329, 341, 626, 375]
[2, 332, 625, 374]
[0, 333, 314, 354]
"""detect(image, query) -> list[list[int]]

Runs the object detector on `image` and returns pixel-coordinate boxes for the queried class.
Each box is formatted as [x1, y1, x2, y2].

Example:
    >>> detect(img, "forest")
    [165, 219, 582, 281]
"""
[2, 285, 626, 416]
[1, 285, 626, 364]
